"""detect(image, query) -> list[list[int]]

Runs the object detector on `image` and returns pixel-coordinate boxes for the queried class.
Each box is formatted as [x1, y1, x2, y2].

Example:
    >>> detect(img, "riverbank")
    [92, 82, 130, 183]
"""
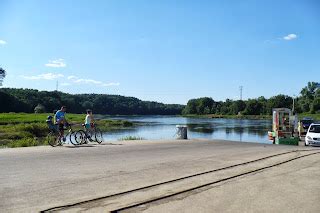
[183, 114, 271, 119]
[0, 113, 133, 148]
[183, 113, 320, 120]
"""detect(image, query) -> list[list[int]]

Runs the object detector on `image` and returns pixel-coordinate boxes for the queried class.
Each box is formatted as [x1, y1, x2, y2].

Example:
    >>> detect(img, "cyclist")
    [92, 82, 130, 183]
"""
[54, 106, 68, 141]
[46, 115, 57, 132]
[84, 109, 95, 141]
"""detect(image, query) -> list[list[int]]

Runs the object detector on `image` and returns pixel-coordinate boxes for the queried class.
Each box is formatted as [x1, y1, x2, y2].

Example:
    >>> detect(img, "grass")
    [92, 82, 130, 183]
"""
[0, 113, 89, 125]
[118, 136, 144, 141]
[5, 138, 49, 148]
[298, 113, 320, 121]
[0, 113, 133, 148]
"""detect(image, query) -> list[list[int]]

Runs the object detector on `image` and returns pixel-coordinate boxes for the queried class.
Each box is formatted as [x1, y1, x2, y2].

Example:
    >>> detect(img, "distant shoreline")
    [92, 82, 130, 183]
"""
[182, 113, 320, 120]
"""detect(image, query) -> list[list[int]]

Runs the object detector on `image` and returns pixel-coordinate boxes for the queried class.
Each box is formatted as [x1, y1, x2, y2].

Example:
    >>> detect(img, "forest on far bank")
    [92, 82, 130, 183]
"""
[182, 82, 320, 115]
[0, 88, 184, 115]
[0, 82, 319, 116]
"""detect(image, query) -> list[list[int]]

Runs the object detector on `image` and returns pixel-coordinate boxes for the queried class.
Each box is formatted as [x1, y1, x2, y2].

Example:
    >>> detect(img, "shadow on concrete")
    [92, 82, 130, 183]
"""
[99, 143, 123, 146]
[64, 145, 96, 148]
[64, 143, 123, 148]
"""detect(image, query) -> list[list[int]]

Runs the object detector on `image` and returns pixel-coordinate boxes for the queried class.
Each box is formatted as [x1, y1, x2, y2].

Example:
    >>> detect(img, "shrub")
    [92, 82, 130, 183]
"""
[34, 104, 46, 113]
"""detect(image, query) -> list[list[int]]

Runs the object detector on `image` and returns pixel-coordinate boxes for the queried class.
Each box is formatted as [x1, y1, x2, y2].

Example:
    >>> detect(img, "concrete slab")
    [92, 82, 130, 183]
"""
[0, 139, 318, 212]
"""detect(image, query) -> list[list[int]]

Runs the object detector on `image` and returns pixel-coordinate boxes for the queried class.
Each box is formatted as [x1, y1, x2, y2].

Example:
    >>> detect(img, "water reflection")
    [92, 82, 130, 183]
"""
[187, 123, 216, 134]
[187, 124, 268, 138]
[102, 116, 272, 144]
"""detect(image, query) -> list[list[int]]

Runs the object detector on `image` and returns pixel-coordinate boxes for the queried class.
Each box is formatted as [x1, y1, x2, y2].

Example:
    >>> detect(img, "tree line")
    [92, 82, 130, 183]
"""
[182, 82, 320, 115]
[0, 79, 319, 116]
[0, 88, 184, 115]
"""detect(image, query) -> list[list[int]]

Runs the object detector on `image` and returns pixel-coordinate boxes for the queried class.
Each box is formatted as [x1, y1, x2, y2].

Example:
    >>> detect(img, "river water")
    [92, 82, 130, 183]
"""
[102, 116, 272, 144]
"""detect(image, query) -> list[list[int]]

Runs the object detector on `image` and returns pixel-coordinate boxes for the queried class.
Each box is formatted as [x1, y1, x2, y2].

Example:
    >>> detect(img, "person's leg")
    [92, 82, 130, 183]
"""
[86, 124, 93, 141]
[57, 119, 65, 143]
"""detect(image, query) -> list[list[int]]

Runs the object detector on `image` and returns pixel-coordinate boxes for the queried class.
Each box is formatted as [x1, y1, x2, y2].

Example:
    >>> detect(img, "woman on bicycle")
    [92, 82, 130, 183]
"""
[85, 109, 95, 140]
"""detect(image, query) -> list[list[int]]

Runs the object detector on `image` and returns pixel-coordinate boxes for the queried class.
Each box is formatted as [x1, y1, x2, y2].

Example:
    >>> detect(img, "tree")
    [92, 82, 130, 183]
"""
[0, 88, 185, 114]
[299, 82, 320, 113]
[182, 99, 198, 114]
[0, 67, 6, 86]
[266, 95, 292, 113]
[82, 101, 93, 111]
[196, 97, 214, 114]
[230, 100, 246, 115]
[34, 104, 46, 113]
[311, 98, 320, 113]
[301, 82, 318, 99]
[243, 99, 263, 115]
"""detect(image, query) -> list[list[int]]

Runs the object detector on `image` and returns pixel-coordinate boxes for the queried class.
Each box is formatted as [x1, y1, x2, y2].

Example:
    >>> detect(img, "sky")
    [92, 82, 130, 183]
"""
[0, 0, 319, 104]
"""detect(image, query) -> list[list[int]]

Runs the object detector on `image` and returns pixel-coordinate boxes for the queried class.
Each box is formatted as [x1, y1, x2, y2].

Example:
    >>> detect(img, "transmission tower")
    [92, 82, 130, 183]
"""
[56, 81, 59, 91]
[239, 86, 243, 100]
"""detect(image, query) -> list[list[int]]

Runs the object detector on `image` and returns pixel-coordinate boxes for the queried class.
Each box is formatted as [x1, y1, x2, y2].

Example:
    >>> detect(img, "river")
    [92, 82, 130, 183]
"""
[102, 116, 272, 144]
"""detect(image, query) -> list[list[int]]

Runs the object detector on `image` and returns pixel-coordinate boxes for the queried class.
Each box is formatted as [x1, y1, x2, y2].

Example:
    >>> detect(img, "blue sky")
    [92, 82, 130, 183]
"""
[0, 0, 319, 104]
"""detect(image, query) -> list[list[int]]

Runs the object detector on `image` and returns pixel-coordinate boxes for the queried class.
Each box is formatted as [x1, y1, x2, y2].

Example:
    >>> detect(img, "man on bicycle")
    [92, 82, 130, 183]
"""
[54, 106, 68, 141]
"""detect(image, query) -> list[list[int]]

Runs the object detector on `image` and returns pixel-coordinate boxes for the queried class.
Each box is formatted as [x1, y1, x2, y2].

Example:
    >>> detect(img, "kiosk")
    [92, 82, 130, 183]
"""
[268, 108, 299, 146]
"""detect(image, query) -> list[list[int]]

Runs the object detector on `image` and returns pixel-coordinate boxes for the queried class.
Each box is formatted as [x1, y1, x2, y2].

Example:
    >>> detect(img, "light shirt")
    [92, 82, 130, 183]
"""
[85, 114, 92, 124]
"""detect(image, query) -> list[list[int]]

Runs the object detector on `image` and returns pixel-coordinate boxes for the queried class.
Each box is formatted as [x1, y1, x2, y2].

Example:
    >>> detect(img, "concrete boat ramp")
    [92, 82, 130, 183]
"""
[0, 139, 319, 212]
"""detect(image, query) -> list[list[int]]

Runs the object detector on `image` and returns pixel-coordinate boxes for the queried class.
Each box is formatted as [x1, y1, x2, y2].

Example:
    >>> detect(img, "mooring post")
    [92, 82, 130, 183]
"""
[176, 125, 188, 139]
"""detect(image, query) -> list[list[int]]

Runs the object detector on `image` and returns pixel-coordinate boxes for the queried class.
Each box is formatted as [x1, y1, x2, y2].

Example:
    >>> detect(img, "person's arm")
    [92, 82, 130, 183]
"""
[64, 112, 69, 125]
[54, 111, 60, 124]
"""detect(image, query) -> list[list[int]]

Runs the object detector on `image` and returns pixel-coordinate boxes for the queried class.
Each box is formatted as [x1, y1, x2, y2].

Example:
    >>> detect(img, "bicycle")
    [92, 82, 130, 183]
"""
[46, 124, 81, 147]
[46, 128, 61, 147]
[74, 123, 103, 144]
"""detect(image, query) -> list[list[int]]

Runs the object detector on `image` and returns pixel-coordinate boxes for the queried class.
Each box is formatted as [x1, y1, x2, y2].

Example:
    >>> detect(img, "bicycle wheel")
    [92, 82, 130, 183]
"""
[70, 131, 80, 145]
[94, 128, 103, 144]
[46, 132, 60, 147]
[75, 130, 87, 145]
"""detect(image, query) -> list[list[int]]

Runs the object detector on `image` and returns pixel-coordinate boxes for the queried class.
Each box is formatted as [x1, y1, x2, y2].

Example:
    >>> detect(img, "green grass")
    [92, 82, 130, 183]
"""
[118, 136, 144, 141]
[4, 138, 49, 148]
[298, 113, 320, 121]
[0, 113, 88, 125]
[0, 113, 133, 148]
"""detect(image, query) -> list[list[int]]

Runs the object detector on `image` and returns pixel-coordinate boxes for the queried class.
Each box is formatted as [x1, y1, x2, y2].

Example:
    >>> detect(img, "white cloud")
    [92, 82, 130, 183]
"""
[74, 79, 102, 84]
[67, 75, 120, 87]
[20, 73, 64, 80]
[61, 83, 71, 86]
[45, 59, 66, 68]
[283, 34, 297, 41]
[67, 75, 77, 80]
[0, 40, 7, 45]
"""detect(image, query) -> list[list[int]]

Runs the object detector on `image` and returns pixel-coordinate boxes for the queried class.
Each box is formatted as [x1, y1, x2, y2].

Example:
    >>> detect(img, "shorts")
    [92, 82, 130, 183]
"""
[85, 123, 94, 129]
[59, 123, 64, 131]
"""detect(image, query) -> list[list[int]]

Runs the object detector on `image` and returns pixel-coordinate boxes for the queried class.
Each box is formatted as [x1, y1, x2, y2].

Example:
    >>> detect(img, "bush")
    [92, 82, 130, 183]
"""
[34, 104, 46, 113]
[7, 138, 38, 148]
[16, 123, 48, 137]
